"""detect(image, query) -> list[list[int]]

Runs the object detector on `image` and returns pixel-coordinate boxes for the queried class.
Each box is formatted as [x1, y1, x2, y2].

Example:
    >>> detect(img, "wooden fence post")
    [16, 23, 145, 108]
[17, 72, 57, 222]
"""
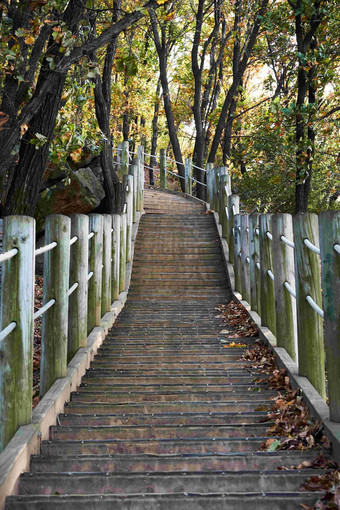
[249, 213, 261, 316]
[319, 211, 340, 420]
[41, 215, 71, 396]
[87, 214, 103, 335]
[125, 174, 134, 263]
[206, 163, 213, 206]
[185, 158, 192, 195]
[68, 214, 89, 360]
[119, 212, 127, 293]
[233, 214, 242, 293]
[111, 214, 121, 301]
[240, 214, 251, 303]
[101, 214, 112, 315]
[130, 164, 138, 223]
[293, 213, 325, 399]
[160, 149, 167, 190]
[272, 214, 297, 361]
[121, 140, 129, 177]
[116, 142, 122, 176]
[0, 216, 35, 451]
[138, 145, 144, 211]
[220, 174, 230, 239]
[259, 214, 276, 336]
[227, 195, 239, 265]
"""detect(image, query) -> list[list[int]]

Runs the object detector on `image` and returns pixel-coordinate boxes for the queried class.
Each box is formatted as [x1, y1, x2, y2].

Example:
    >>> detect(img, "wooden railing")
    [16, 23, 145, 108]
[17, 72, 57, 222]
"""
[0, 147, 145, 452]
[207, 167, 340, 423]
[153, 155, 339, 424]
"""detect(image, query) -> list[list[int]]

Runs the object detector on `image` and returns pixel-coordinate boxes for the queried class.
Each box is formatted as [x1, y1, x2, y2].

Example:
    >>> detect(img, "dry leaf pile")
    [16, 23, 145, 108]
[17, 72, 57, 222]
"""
[33, 275, 43, 408]
[216, 301, 259, 338]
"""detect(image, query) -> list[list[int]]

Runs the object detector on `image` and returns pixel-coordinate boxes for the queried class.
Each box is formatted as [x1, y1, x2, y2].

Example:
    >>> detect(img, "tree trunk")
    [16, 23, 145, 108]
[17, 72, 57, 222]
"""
[149, 10, 185, 190]
[149, 78, 161, 186]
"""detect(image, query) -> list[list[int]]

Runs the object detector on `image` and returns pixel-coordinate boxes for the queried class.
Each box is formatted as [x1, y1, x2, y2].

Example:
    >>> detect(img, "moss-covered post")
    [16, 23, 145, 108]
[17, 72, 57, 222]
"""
[68, 214, 89, 360]
[130, 164, 138, 223]
[138, 145, 144, 211]
[249, 213, 261, 315]
[184, 158, 192, 195]
[41, 215, 71, 396]
[125, 174, 133, 263]
[220, 174, 230, 239]
[272, 214, 297, 361]
[0, 216, 35, 451]
[111, 214, 121, 301]
[293, 213, 325, 399]
[206, 163, 214, 206]
[233, 214, 242, 293]
[319, 211, 340, 420]
[121, 141, 129, 177]
[101, 214, 112, 315]
[227, 195, 240, 265]
[87, 214, 103, 335]
[160, 149, 167, 190]
[119, 212, 127, 293]
[240, 214, 251, 303]
[259, 214, 276, 335]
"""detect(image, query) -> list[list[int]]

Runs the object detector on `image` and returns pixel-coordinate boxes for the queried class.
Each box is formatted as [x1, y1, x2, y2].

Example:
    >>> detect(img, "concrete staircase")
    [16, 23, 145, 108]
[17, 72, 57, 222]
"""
[6, 189, 326, 508]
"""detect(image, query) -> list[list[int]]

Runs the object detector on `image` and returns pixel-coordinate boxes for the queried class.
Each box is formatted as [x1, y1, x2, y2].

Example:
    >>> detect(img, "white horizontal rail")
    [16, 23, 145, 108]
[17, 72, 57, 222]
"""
[267, 269, 274, 281]
[34, 299, 56, 320]
[70, 236, 78, 246]
[256, 262, 261, 269]
[0, 248, 18, 263]
[87, 271, 94, 281]
[88, 232, 95, 240]
[166, 169, 185, 180]
[266, 231, 273, 241]
[306, 295, 324, 318]
[246, 256, 250, 264]
[255, 227, 259, 235]
[0, 321, 17, 342]
[284, 281, 296, 299]
[191, 163, 206, 173]
[123, 203, 127, 214]
[68, 282, 79, 297]
[190, 176, 207, 187]
[35, 242, 57, 257]
[334, 243, 340, 255]
[144, 164, 159, 172]
[280, 235, 295, 249]
[304, 238, 320, 255]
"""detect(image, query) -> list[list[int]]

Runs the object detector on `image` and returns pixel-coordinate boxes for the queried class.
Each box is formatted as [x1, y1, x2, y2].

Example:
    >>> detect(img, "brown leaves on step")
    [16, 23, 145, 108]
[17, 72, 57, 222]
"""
[242, 341, 330, 454]
[216, 301, 258, 338]
[300, 471, 340, 510]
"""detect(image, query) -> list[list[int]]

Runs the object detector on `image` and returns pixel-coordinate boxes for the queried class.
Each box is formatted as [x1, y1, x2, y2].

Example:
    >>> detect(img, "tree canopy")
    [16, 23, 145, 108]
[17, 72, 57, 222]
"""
[0, 0, 339, 215]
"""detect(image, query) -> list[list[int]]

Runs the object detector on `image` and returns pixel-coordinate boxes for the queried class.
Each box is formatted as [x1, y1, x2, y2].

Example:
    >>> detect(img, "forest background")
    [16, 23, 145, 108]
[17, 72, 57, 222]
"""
[0, 0, 339, 218]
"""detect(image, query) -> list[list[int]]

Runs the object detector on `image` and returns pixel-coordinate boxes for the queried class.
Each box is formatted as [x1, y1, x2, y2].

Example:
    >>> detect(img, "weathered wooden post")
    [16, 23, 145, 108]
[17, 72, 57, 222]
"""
[119, 212, 127, 293]
[101, 214, 112, 315]
[293, 213, 325, 399]
[41, 215, 71, 396]
[87, 214, 103, 335]
[121, 140, 129, 177]
[185, 158, 192, 195]
[130, 164, 138, 223]
[249, 213, 261, 315]
[227, 195, 240, 265]
[220, 174, 230, 239]
[240, 214, 251, 303]
[125, 174, 134, 263]
[212, 168, 219, 212]
[206, 163, 214, 206]
[319, 211, 340, 420]
[233, 214, 242, 293]
[138, 145, 144, 211]
[0, 216, 35, 451]
[272, 214, 297, 361]
[68, 214, 89, 360]
[111, 214, 121, 301]
[259, 214, 276, 336]
[160, 148, 167, 190]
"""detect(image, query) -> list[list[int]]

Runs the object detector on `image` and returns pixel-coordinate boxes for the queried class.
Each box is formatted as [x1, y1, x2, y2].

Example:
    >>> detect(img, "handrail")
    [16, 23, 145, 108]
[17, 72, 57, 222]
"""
[304, 238, 320, 255]
[0, 248, 18, 263]
[0, 322, 17, 342]
[35, 242, 57, 257]
[34, 299, 55, 320]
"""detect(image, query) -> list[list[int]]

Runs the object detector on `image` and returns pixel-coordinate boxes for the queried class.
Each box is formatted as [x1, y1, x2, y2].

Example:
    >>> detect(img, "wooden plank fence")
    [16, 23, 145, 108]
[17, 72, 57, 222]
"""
[155, 160, 339, 424]
[0, 146, 144, 452]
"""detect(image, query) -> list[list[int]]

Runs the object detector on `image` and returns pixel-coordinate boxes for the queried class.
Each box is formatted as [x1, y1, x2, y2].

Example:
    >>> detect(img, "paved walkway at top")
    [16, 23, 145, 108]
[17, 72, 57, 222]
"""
[6, 189, 327, 509]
